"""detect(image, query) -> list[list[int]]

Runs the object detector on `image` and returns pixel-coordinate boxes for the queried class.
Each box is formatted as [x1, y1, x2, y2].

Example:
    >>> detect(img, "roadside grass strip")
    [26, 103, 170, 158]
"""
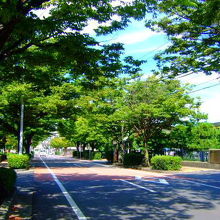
[40, 157, 87, 220]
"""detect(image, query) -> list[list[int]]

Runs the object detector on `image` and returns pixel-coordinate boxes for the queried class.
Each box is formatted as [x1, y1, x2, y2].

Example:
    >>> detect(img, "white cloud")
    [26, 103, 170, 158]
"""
[82, 15, 121, 35]
[181, 72, 219, 86]
[180, 72, 220, 123]
[32, 6, 53, 19]
[110, 30, 159, 45]
[200, 94, 220, 122]
[81, 20, 99, 35]
[111, 0, 134, 7]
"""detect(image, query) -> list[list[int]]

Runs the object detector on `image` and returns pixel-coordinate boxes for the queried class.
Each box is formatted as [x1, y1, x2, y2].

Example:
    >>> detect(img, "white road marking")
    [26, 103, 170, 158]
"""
[40, 157, 87, 220]
[159, 179, 169, 185]
[120, 179, 156, 193]
[73, 162, 156, 192]
[135, 176, 169, 185]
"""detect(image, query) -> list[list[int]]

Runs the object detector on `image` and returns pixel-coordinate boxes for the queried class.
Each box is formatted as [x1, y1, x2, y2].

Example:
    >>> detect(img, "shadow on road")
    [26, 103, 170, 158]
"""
[34, 172, 220, 219]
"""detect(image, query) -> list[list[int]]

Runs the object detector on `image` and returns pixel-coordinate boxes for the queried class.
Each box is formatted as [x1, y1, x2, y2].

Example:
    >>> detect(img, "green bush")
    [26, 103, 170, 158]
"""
[123, 152, 144, 167]
[7, 154, 30, 169]
[151, 155, 182, 170]
[72, 151, 79, 158]
[83, 150, 90, 159]
[72, 150, 102, 160]
[0, 167, 17, 201]
[104, 151, 114, 163]
[92, 152, 102, 160]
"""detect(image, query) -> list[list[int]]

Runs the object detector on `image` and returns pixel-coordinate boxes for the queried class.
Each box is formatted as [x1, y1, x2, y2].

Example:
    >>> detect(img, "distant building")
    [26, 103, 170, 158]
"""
[213, 122, 220, 127]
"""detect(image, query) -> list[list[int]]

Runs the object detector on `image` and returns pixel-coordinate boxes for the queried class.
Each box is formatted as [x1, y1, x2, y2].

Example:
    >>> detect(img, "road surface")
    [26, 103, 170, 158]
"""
[31, 156, 220, 220]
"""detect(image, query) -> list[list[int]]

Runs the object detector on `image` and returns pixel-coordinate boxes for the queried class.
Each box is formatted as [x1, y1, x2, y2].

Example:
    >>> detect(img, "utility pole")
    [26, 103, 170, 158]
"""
[18, 97, 24, 154]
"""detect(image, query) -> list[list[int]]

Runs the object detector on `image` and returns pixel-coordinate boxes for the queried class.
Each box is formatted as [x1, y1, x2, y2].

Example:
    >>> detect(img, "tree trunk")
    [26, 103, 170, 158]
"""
[113, 148, 119, 163]
[18, 98, 24, 154]
[1, 136, 6, 152]
[143, 140, 150, 167]
[64, 147, 67, 156]
[24, 135, 33, 154]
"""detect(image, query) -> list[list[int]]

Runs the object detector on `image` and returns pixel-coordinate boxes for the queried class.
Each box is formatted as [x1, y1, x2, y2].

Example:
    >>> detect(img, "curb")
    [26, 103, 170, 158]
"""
[7, 170, 35, 220]
[8, 190, 34, 220]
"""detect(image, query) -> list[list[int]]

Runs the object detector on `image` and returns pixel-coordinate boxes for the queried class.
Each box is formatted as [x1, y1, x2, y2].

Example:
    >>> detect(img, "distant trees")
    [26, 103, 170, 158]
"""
[56, 76, 216, 164]
[189, 123, 220, 150]
[109, 76, 205, 164]
[165, 122, 220, 153]
[50, 137, 71, 154]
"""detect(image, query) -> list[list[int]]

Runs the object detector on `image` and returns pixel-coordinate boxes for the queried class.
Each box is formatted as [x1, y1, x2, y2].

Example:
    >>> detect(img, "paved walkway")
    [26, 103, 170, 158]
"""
[8, 170, 34, 220]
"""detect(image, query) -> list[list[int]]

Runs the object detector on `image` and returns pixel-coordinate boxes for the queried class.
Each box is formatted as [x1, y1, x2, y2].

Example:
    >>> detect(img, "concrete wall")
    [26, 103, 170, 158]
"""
[209, 149, 220, 164]
[182, 161, 220, 169]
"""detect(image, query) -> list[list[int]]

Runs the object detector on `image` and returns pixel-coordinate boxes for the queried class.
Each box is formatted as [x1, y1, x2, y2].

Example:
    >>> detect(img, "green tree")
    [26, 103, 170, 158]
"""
[57, 77, 126, 153]
[0, 0, 146, 65]
[50, 137, 71, 154]
[168, 123, 194, 151]
[0, 81, 63, 154]
[189, 122, 220, 150]
[145, 0, 220, 76]
[113, 76, 204, 165]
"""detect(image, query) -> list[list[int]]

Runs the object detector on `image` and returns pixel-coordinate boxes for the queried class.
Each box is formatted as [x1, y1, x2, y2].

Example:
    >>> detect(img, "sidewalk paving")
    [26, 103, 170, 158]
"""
[4, 169, 35, 220]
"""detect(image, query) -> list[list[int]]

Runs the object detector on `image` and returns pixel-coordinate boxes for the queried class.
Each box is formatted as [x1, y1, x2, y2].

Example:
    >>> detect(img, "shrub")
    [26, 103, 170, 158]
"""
[151, 155, 182, 170]
[83, 150, 90, 159]
[123, 152, 144, 167]
[7, 154, 30, 169]
[0, 167, 17, 201]
[104, 151, 114, 163]
[92, 152, 102, 160]
[72, 151, 79, 158]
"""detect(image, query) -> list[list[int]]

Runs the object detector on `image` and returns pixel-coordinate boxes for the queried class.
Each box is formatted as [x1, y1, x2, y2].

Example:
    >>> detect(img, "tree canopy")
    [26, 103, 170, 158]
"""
[1, 0, 219, 157]
[145, 0, 220, 76]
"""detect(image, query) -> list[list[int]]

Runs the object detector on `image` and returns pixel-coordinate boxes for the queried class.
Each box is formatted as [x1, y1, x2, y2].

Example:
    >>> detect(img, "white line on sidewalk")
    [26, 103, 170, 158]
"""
[40, 157, 87, 220]
[120, 179, 156, 193]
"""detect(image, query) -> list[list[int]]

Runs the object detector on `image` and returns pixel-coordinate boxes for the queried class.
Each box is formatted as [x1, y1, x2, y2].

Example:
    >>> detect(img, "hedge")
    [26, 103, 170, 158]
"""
[151, 155, 182, 170]
[123, 152, 144, 167]
[0, 167, 17, 202]
[0, 152, 7, 162]
[72, 151, 103, 160]
[7, 154, 30, 169]
[92, 152, 102, 160]
[104, 151, 114, 163]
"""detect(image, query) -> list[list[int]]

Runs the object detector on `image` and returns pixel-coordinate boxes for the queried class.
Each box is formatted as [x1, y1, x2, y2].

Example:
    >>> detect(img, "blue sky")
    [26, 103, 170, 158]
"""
[35, 6, 220, 123]
[94, 19, 220, 123]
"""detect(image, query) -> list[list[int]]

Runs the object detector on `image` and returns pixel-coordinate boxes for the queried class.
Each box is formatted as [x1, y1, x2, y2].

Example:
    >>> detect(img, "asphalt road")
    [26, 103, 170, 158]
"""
[31, 156, 220, 220]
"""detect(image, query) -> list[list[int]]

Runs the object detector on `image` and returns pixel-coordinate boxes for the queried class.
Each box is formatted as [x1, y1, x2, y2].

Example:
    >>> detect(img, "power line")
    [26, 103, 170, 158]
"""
[175, 72, 194, 79]
[188, 82, 220, 94]
[193, 76, 220, 87]
[138, 43, 169, 60]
